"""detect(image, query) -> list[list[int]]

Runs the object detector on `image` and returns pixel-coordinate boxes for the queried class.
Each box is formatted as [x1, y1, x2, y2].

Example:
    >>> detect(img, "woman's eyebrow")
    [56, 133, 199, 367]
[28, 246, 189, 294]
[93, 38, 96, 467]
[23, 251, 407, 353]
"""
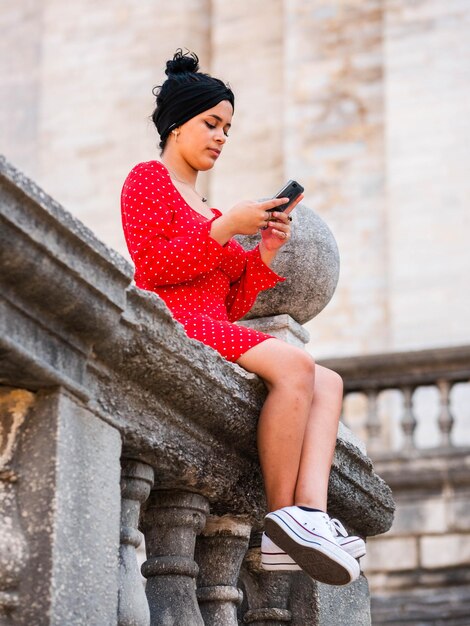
[207, 114, 231, 128]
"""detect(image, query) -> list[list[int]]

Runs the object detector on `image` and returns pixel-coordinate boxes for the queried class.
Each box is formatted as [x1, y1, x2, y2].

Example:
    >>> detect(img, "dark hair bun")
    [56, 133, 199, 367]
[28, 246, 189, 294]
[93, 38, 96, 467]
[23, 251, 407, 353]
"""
[165, 48, 199, 76]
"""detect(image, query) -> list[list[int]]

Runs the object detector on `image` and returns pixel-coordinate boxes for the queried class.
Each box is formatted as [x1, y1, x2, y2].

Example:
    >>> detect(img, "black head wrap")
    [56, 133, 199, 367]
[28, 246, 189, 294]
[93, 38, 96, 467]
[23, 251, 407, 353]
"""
[152, 50, 235, 145]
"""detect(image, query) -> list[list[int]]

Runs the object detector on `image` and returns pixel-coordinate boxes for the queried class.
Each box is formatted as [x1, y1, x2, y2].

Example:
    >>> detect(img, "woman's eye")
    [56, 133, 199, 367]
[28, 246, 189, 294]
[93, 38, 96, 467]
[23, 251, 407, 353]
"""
[205, 122, 216, 129]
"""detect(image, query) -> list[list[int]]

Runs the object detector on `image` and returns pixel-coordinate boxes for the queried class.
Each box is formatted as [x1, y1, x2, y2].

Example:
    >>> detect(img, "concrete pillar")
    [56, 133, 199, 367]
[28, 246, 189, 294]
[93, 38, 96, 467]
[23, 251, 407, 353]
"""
[4, 387, 122, 626]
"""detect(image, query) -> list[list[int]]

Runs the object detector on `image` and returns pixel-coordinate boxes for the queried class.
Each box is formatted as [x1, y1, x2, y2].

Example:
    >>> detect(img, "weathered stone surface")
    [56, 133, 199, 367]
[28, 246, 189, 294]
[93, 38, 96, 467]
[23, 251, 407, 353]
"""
[141, 490, 209, 626]
[239, 546, 295, 624]
[118, 459, 154, 626]
[317, 575, 371, 626]
[0, 388, 35, 619]
[236, 203, 340, 324]
[13, 388, 122, 626]
[195, 516, 251, 626]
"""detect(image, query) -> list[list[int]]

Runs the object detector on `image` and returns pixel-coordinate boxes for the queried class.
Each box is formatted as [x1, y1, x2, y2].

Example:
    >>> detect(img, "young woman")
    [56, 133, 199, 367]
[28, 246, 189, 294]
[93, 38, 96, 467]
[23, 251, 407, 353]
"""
[121, 49, 365, 586]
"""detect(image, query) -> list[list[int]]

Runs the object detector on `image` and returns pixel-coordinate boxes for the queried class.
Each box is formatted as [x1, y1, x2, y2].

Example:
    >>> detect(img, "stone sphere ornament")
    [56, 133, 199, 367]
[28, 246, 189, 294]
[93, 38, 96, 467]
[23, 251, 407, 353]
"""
[236, 202, 340, 325]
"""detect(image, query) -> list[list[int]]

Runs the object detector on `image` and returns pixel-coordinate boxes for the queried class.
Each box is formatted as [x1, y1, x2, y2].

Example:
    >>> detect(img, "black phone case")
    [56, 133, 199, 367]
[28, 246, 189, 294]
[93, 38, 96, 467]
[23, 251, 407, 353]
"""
[269, 179, 304, 211]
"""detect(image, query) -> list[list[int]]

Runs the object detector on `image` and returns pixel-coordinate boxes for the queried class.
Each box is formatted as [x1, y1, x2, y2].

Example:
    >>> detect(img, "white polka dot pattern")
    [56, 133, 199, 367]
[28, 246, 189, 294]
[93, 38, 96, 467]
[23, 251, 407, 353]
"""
[121, 160, 286, 362]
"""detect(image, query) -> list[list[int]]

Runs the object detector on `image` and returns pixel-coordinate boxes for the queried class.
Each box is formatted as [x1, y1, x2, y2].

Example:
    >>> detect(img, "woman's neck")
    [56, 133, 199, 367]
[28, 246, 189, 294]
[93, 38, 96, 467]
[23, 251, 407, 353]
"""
[161, 152, 198, 187]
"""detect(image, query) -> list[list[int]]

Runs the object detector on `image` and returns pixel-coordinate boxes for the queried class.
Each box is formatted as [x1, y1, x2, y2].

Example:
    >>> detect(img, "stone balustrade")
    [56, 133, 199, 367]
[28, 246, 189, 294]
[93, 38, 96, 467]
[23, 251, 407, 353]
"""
[0, 156, 394, 625]
[320, 348, 470, 623]
[321, 346, 470, 456]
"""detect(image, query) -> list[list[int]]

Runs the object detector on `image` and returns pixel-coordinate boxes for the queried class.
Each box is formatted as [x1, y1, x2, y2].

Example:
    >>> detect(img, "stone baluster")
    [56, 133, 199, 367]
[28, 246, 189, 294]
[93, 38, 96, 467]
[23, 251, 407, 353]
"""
[0, 388, 34, 622]
[240, 533, 293, 625]
[195, 515, 251, 625]
[400, 385, 417, 452]
[365, 388, 381, 454]
[118, 458, 154, 626]
[141, 490, 209, 626]
[437, 379, 455, 447]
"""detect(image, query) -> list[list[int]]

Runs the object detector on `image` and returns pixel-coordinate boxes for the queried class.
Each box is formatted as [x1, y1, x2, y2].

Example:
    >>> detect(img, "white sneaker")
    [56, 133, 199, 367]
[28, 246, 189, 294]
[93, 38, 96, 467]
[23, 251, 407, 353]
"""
[329, 518, 366, 559]
[261, 533, 303, 571]
[264, 506, 360, 585]
[261, 520, 366, 571]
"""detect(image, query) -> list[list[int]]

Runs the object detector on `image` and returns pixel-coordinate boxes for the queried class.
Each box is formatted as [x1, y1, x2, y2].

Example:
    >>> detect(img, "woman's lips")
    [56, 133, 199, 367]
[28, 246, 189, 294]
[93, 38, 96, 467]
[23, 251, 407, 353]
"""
[208, 148, 221, 158]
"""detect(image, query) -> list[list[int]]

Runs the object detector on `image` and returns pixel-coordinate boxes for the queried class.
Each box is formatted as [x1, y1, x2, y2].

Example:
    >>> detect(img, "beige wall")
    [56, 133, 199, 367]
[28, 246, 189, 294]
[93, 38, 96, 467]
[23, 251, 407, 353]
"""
[283, 1, 389, 357]
[2, 0, 469, 358]
[384, 0, 470, 350]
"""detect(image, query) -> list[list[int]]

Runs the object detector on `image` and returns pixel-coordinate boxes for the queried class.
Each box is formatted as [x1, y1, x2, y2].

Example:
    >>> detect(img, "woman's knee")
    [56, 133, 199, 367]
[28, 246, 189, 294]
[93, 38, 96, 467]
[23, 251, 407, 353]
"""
[237, 339, 315, 390]
[315, 365, 343, 397]
[274, 347, 316, 392]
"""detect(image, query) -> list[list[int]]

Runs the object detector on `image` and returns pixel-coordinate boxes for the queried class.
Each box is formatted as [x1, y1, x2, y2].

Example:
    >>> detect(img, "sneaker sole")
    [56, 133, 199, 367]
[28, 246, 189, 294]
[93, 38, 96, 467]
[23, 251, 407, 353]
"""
[261, 549, 301, 571]
[261, 559, 301, 571]
[265, 516, 359, 585]
[342, 543, 366, 560]
[261, 547, 364, 571]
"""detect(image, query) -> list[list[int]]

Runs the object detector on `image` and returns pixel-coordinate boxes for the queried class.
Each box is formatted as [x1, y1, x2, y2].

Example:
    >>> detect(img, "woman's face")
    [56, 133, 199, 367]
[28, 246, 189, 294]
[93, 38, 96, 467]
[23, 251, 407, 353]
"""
[172, 99, 233, 171]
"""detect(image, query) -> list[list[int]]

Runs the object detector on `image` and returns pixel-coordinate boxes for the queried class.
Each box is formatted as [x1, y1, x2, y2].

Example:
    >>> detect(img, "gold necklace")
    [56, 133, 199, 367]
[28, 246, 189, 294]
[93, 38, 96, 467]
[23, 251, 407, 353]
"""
[166, 167, 207, 203]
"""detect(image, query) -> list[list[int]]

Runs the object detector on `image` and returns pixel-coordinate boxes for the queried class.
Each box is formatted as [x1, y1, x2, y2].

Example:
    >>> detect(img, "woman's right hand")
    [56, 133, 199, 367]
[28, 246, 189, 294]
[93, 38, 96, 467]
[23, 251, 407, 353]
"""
[223, 197, 290, 236]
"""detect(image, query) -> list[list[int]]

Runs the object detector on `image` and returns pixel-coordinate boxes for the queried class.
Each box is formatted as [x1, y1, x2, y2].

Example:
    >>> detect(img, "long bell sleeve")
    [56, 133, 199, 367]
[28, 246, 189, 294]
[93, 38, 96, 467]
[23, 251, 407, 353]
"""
[121, 161, 225, 289]
[225, 245, 285, 322]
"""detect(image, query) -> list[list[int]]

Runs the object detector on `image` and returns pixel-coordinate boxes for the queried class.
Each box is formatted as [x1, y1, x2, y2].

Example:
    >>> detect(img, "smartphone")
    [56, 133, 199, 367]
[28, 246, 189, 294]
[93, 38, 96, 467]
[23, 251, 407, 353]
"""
[269, 179, 304, 212]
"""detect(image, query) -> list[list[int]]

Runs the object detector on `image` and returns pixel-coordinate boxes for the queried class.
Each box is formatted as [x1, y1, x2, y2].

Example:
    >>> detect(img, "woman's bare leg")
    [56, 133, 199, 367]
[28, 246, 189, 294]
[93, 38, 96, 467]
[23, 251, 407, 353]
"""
[294, 365, 343, 511]
[237, 340, 343, 513]
[237, 338, 315, 512]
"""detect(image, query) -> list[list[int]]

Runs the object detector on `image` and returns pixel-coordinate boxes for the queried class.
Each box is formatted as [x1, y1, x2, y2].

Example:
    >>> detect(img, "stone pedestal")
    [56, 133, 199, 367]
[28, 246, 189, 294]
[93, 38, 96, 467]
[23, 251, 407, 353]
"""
[2, 387, 122, 626]
[238, 314, 310, 349]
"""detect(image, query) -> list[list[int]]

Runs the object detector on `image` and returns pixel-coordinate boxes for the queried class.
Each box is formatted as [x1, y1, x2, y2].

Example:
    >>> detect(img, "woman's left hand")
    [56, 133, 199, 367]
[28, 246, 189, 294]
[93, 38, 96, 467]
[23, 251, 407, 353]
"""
[260, 194, 303, 251]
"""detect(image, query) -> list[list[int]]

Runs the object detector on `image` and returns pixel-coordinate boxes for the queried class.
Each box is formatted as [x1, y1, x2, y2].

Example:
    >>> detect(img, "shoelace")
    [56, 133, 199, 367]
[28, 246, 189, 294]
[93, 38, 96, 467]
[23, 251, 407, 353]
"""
[328, 517, 348, 539]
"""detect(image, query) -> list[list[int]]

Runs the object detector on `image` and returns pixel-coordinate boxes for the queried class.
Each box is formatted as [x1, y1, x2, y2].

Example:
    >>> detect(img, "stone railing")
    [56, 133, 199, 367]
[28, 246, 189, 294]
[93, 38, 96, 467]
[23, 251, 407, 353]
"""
[0, 156, 394, 626]
[321, 346, 470, 457]
[320, 349, 470, 624]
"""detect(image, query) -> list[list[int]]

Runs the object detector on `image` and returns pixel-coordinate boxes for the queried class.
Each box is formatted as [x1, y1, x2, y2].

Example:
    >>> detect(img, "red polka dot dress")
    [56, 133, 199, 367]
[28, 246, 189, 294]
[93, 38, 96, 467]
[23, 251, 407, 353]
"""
[121, 160, 285, 362]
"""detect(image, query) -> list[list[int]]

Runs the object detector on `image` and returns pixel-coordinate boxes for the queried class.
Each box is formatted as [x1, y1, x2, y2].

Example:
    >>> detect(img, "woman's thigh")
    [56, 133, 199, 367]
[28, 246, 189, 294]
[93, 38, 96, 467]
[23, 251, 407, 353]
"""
[236, 338, 315, 387]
